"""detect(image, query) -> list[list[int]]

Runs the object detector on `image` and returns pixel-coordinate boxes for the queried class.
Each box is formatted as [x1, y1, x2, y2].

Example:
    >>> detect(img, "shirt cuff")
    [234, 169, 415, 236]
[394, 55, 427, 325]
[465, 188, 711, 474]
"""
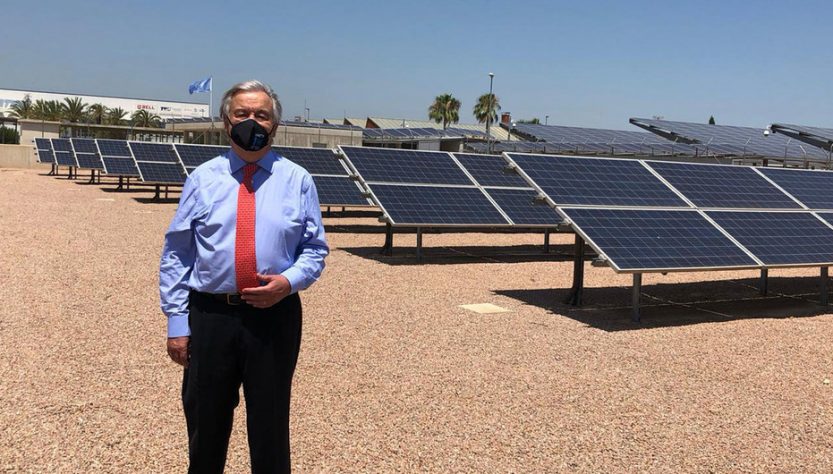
[167, 314, 191, 338]
[280, 267, 306, 294]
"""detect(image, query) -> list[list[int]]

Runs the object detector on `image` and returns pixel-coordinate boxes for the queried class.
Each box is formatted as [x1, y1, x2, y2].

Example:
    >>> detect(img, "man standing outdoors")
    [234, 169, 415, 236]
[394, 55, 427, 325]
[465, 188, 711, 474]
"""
[160, 80, 328, 473]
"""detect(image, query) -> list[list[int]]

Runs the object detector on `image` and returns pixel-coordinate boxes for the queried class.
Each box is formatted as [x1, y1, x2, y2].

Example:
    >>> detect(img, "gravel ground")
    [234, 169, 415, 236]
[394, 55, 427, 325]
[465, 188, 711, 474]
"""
[2, 166, 833, 473]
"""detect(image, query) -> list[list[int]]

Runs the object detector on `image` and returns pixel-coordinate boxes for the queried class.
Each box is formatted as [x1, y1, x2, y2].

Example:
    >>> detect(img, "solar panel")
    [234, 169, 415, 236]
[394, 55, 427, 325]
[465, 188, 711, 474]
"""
[135, 161, 186, 184]
[707, 211, 833, 266]
[70, 138, 104, 170]
[35, 138, 55, 164]
[340, 146, 472, 185]
[370, 184, 508, 225]
[512, 123, 666, 145]
[484, 188, 561, 225]
[129, 142, 180, 163]
[758, 167, 833, 210]
[311, 176, 371, 206]
[174, 144, 227, 169]
[96, 140, 139, 177]
[273, 146, 348, 176]
[646, 161, 801, 209]
[561, 208, 757, 272]
[51, 139, 77, 167]
[452, 153, 529, 187]
[506, 153, 687, 207]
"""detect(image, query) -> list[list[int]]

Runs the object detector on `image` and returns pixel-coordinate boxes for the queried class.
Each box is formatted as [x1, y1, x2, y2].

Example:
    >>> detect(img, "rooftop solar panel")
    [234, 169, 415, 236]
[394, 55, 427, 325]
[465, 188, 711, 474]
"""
[506, 153, 687, 207]
[273, 146, 348, 176]
[707, 211, 833, 266]
[561, 208, 757, 272]
[647, 161, 801, 209]
[452, 153, 529, 187]
[370, 184, 508, 225]
[484, 188, 561, 226]
[340, 146, 472, 185]
[758, 167, 833, 210]
[51, 139, 77, 167]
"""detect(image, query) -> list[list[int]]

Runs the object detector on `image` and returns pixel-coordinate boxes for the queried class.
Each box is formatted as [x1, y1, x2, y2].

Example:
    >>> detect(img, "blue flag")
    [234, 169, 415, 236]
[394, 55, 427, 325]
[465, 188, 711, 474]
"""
[188, 76, 212, 94]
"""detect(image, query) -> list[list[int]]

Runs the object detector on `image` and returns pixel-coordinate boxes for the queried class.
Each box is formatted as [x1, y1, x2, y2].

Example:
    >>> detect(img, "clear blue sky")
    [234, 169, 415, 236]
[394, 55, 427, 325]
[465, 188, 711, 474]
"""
[4, 0, 831, 129]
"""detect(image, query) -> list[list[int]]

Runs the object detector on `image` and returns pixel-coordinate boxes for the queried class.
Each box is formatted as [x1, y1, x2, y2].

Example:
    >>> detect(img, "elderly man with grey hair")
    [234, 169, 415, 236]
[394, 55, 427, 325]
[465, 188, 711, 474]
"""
[160, 79, 329, 473]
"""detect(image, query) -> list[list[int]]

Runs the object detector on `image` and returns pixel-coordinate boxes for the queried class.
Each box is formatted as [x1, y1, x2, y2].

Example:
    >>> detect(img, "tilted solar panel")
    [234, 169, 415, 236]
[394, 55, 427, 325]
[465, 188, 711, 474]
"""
[71, 139, 104, 170]
[485, 188, 561, 226]
[452, 153, 529, 187]
[340, 146, 472, 185]
[129, 142, 179, 163]
[506, 153, 687, 207]
[707, 211, 833, 266]
[136, 161, 186, 184]
[97, 139, 132, 157]
[96, 140, 139, 177]
[174, 144, 227, 168]
[273, 146, 348, 176]
[647, 161, 801, 209]
[35, 138, 55, 163]
[561, 208, 757, 272]
[370, 184, 508, 225]
[758, 167, 833, 210]
[51, 139, 77, 167]
[310, 176, 371, 206]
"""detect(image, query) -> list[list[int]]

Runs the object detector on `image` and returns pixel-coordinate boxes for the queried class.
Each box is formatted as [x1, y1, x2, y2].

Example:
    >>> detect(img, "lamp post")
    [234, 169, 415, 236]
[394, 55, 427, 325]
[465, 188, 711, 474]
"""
[545, 114, 549, 125]
[487, 72, 494, 153]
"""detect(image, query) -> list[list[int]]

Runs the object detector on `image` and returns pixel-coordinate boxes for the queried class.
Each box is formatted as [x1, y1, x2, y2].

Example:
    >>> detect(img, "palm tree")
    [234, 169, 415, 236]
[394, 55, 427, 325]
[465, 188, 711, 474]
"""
[428, 93, 461, 130]
[9, 95, 34, 119]
[131, 109, 162, 128]
[61, 97, 87, 122]
[472, 92, 500, 128]
[33, 100, 63, 121]
[87, 103, 107, 125]
[105, 107, 128, 126]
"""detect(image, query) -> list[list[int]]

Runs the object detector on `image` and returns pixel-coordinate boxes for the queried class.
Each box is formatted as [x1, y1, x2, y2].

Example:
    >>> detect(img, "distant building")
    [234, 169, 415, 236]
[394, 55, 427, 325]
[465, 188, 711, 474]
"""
[0, 87, 208, 120]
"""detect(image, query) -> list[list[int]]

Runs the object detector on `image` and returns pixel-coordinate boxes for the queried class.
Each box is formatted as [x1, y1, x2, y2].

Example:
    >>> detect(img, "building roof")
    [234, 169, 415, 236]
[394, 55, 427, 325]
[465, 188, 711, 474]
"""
[367, 117, 510, 140]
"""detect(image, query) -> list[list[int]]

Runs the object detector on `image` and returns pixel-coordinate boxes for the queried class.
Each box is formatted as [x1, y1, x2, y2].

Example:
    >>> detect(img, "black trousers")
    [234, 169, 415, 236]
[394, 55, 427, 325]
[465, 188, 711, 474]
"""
[182, 291, 302, 474]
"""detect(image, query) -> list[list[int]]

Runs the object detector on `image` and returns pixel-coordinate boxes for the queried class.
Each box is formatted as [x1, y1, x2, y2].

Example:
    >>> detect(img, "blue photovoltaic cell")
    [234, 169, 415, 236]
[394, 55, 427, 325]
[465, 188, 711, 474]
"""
[507, 154, 686, 207]
[706, 211, 833, 266]
[452, 153, 530, 187]
[51, 139, 77, 167]
[35, 138, 55, 163]
[102, 157, 140, 176]
[137, 162, 186, 184]
[647, 161, 800, 209]
[130, 142, 179, 163]
[341, 146, 472, 185]
[758, 167, 833, 210]
[562, 208, 756, 271]
[312, 176, 371, 206]
[97, 139, 132, 157]
[370, 184, 508, 225]
[485, 188, 562, 226]
[275, 147, 348, 176]
[71, 139, 104, 170]
[175, 144, 227, 168]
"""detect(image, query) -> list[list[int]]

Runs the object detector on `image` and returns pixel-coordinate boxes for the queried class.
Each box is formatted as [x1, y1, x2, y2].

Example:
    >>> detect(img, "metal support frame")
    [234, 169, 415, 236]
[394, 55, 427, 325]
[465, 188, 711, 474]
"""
[416, 227, 423, 263]
[759, 268, 768, 296]
[564, 234, 585, 306]
[543, 229, 551, 253]
[632, 273, 642, 322]
[821, 267, 829, 306]
[48, 163, 57, 176]
[381, 223, 393, 256]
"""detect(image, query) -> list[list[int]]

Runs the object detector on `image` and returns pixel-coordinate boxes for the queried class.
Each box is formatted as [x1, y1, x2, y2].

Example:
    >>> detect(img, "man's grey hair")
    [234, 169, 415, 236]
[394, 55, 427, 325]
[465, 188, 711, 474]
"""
[220, 80, 282, 124]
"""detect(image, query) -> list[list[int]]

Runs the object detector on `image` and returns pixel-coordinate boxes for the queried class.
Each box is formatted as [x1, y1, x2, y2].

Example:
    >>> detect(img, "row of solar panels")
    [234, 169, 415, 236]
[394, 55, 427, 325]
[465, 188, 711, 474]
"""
[34, 138, 372, 207]
[332, 146, 833, 273]
[465, 140, 755, 157]
[363, 127, 489, 140]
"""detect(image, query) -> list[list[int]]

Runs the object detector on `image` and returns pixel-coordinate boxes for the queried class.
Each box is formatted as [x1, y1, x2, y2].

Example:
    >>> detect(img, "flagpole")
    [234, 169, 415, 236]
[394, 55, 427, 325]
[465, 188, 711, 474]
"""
[209, 76, 214, 135]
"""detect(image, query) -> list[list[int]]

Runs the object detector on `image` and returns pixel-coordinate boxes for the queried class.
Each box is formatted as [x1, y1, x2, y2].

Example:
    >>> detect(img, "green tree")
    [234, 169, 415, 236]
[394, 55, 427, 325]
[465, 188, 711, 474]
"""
[33, 100, 63, 121]
[131, 109, 162, 128]
[9, 94, 34, 119]
[517, 118, 541, 124]
[87, 103, 107, 125]
[472, 93, 500, 128]
[708, 115, 716, 125]
[428, 93, 461, 130]
[105, 107, 128, 125]
[0, 125, 20, 144]
[61, 97, 87, 122]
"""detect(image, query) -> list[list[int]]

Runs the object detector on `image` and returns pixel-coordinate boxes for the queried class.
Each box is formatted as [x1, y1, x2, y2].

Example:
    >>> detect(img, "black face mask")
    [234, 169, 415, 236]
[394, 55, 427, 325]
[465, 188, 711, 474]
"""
[229, 118, 272, 151]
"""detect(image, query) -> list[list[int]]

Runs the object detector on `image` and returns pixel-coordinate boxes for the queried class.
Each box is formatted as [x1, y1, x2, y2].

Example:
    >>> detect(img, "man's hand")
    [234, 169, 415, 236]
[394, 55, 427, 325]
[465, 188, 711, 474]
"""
[241, 273, 292, 308]
[167, 336, 190, 367]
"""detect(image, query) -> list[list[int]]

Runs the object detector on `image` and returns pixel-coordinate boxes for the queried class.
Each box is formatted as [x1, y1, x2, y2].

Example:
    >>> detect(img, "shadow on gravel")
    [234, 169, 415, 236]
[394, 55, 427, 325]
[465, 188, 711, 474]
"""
[496, 276, 831, 331]
[132, 196, 180, 204]
[340, 243, 582, 265]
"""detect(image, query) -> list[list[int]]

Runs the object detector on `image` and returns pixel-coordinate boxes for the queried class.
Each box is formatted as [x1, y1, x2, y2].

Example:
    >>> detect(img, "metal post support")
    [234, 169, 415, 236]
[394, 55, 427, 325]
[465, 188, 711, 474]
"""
[759, 268, 768, 296]
[564, 234, 585, 305]
[154, 185, 161, 201]
[544, 229, 551, 253]
[416, 227, 423, 263]
[632, 273, 642, 322]
[821, 267, 829, 306]
[88, 170, 96, 184]
[381, 223, 393, 256]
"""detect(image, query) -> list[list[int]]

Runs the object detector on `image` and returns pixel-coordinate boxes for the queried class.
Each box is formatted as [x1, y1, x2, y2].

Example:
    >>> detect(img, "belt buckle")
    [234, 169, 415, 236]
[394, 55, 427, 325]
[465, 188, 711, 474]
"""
[226, 293, 242, 305]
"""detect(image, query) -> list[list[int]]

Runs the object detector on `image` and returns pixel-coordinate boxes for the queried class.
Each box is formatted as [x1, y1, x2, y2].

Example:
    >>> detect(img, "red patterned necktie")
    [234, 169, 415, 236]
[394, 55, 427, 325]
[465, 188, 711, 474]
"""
[235, 163, 259, 291]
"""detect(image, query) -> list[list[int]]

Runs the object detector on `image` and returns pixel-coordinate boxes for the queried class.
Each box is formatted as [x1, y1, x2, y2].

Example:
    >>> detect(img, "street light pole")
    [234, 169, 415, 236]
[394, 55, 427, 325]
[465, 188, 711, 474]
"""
[545, 114, 549, 125]
[487, 72, 494, 153]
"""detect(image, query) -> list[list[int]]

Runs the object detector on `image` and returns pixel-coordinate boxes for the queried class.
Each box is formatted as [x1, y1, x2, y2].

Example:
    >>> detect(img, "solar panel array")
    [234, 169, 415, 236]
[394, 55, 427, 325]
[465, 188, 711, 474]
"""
[51, 139, 77, 167]
[630, 117, 828, 162]
[272, 146, 371, 206]
[70, 138, 104, 170]
[506, 152, 833, 272]
[770, 123, 833, 154]
[97, 139, 140, 177]
[363, 127, 488, 140]
[128, 142, 187, 184]
[35, 138, 55, 164]
[338, 146, 561, 226]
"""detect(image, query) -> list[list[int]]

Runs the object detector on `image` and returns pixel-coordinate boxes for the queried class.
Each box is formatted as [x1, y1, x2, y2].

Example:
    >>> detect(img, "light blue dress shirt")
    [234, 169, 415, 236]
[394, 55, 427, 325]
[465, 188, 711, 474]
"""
[159, 149, 329, 338]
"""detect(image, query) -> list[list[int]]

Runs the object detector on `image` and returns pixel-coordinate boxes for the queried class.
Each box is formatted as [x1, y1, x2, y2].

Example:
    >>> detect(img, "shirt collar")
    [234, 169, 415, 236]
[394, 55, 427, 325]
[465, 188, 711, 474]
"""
[227, 148, 278, 175]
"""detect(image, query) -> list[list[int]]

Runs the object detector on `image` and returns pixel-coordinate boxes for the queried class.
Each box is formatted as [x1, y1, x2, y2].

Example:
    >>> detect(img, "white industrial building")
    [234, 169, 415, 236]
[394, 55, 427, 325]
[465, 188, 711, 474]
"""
[0, 88, 208, 120]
